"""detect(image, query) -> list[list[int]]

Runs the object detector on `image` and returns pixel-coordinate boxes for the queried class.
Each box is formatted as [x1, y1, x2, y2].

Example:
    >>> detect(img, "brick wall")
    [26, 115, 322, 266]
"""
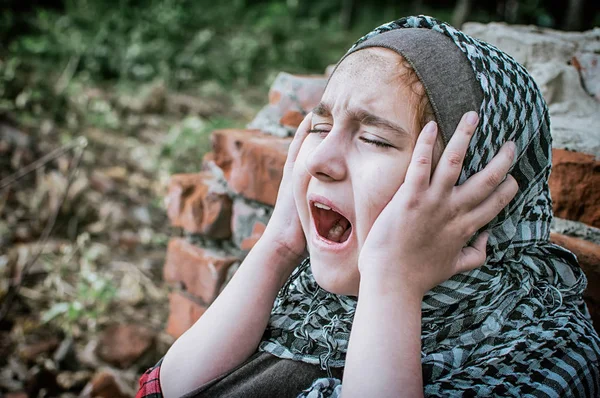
[162, 26, 600, 339]
[162, 73, 324, 338]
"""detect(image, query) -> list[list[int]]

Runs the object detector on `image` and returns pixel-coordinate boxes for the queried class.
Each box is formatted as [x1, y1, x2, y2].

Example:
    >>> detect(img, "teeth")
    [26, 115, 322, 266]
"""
[314, 202, 331, 210]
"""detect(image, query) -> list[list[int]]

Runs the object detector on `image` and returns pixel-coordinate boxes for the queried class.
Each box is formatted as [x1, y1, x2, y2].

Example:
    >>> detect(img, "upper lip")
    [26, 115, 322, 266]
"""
[308, 193, 352, 224]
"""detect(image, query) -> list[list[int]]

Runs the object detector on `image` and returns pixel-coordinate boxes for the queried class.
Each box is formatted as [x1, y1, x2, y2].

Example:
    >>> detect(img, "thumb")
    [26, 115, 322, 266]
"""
[456, 231, 489, 273]
[286, 112, 312, 165]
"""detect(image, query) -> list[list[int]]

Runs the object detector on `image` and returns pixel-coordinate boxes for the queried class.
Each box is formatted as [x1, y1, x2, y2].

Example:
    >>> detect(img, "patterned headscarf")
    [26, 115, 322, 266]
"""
[259, 16, 600, 397]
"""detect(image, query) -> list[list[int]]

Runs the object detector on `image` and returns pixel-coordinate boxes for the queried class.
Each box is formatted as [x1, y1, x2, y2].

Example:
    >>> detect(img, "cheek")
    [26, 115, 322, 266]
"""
[352, 157, 411, 246]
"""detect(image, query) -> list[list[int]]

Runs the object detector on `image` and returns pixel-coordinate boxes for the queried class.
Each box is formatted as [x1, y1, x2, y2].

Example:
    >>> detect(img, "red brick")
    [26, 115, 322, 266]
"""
[166, 291, 208, 339]
[280, 110, 305, 128]
[166, 172, 232, 238]
[241, 222, 267, 251]
[268, 73, 327, 128]
[550, 149, 600, 228]
[80, 370, 130, 398]
[231, 198, 272, 250]
[96, 324, 155, 368]
[163, 238, 238, 303]
[212, 129, 291, 206]
[268, 90, 282, 105]
[550, 233, 600, 333]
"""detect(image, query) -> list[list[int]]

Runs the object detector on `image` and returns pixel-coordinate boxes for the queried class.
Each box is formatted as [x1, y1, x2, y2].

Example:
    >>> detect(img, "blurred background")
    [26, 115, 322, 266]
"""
[0, 1, 598, 397]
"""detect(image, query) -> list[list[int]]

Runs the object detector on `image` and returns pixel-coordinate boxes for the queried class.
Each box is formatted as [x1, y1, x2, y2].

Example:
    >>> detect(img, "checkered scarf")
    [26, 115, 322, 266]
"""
[259, 15, 600, 397]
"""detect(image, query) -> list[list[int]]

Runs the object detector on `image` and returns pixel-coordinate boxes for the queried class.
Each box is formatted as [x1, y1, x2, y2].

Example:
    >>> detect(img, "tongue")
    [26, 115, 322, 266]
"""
[326, 218, 350, 243]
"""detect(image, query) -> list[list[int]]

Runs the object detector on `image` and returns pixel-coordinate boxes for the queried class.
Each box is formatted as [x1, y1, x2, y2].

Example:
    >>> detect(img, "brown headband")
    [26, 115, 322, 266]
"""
[330, 28, 484, 145]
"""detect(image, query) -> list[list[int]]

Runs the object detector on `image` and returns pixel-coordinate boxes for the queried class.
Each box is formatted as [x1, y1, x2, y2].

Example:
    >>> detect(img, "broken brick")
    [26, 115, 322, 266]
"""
[166, 172, 232, 238]
[212, 129, 291, 206]
[163, 238, 238, 304]
[166, 291, 208, 340]
[549, 149, 600, 229]
[96, 324, 155, 368]
[231, 197, 272, 251]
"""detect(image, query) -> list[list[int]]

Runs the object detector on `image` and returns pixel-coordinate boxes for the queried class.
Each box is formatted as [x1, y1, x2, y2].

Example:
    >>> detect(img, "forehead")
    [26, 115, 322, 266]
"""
[333, 47, 400, 78]
[319, 48, 420, 134]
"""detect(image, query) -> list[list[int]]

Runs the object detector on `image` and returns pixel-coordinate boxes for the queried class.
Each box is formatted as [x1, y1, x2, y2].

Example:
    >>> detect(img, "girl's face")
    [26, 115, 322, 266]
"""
[293, 48, 423, 296]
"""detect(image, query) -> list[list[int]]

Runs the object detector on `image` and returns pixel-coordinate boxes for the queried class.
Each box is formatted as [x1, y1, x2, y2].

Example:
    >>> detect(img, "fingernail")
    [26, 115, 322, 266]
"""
[466, 111, 479, 126]
[424, 121, 437, 135]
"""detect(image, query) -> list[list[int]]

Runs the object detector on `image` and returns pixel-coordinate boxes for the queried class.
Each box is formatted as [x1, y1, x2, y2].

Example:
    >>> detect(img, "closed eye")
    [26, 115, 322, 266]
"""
[359, 137, 393, 148]
[309, 128, 329, 138]
[310, 128, 393, 149]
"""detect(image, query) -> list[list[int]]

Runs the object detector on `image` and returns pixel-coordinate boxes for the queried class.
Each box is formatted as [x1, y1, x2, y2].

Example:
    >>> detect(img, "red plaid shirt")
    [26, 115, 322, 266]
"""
[136, 359, 163, 398]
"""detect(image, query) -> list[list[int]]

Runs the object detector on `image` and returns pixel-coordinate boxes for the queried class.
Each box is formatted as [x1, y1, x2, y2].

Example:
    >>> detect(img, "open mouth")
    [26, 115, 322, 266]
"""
[311, 201, 352, 244]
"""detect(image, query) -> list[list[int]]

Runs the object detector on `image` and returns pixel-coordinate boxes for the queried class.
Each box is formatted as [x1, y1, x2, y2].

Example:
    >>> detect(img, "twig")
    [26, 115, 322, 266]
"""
[54, 55, 81, 95]
[0, 137, 88, 190]
[0, 137, 87, 322]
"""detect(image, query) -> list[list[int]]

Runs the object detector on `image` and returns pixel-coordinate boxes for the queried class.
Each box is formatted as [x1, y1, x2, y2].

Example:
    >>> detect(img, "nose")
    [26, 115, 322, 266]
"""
[304, 130, 348, 182]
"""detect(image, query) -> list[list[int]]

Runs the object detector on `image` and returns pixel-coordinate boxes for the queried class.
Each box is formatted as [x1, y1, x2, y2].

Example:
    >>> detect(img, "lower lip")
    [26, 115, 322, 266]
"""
[311, 217, 354, 253]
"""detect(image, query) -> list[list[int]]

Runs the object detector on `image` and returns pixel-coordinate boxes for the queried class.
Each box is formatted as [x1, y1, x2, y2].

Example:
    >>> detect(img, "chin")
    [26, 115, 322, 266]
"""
[309, 254, 360, 297]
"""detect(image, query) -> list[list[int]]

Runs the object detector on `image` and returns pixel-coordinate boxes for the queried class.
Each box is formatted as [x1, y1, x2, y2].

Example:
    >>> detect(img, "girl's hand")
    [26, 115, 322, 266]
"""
[260, 113, 312, 270]
[358, 111, 519, 298]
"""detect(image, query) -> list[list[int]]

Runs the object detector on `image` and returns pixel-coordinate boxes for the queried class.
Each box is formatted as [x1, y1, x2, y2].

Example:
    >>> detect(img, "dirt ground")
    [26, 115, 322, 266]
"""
[0, 79, 261, 397]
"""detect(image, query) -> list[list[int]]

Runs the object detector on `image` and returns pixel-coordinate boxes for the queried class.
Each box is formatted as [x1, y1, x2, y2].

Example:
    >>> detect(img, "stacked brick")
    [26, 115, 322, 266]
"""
[162, 73, 326, 339]
[162, 26, 600, 339]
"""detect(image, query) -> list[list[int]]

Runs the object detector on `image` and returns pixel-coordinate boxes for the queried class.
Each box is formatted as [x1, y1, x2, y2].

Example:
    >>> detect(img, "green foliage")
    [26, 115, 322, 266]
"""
[0, 56, 70, 122]
[160, 116, 243, 173]
[3, 0, 599, 95]
[4, 0, 357, 89]
[41, 233, 117, 336]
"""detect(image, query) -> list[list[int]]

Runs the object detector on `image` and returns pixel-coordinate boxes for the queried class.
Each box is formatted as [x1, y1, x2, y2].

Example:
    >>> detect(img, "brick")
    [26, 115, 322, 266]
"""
[550, 149, 600, 228]
[268, 72, 327, 128]
[80, 370, 130, 398]
[550, 233, 600, 333]
[241, 222, 267, 251]
[166, 172, 232, 238]
[96, 324, 155, 368]
[231, 197, 272, 251]
[249, 72, 327, 137]
[280, 110, 305, 128]
[572, 52, 600, 101]
[212, 129, 291, 206]
[163, 238, 238, 303]
[166, 291, 208, 339]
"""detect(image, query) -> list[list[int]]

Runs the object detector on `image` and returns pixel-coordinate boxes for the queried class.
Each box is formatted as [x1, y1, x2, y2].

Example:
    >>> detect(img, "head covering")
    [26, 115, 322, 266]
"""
[259, 15, 600, 396]
[333, 28, 484, 145]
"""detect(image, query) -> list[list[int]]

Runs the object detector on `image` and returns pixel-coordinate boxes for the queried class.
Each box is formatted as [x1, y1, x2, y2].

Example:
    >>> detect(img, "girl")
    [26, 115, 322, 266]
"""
[138, 16, 600, 397]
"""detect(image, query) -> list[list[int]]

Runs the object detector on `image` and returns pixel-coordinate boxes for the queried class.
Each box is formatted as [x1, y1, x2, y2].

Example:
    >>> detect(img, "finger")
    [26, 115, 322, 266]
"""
[286, 112, 313, 165]
[431, 111, 479, 193]
[463, 175, 519, 230]
[403, 121, 438, 192]
[456, 231, 489, 273]
[455, 141, 516, 209]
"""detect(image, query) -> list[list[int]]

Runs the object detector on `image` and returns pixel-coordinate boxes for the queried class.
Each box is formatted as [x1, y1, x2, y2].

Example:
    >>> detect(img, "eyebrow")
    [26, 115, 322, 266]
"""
[312, 102, 411, 139]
